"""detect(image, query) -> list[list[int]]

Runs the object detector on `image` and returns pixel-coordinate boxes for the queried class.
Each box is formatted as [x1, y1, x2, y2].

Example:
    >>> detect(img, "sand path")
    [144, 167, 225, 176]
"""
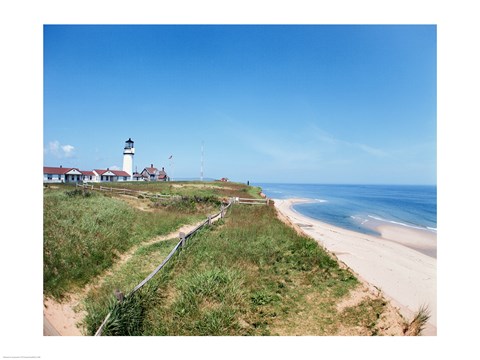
[274, 198, 437, 335]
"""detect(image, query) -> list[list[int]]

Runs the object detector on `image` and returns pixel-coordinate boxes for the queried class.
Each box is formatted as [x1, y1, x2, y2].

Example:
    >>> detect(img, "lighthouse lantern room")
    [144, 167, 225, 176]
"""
[122, 138, 135, 179]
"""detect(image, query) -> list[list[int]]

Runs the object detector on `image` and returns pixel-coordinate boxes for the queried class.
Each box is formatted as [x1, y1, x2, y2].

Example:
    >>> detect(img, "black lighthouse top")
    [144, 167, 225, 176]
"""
[124, 138, 134, 149]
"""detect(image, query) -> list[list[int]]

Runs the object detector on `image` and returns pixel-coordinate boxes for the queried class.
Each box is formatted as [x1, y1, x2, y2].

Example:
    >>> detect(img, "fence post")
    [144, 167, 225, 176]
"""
[179, 232, 186, 248]
[208, 215, 212, 225]
[220, 205, 225, 218]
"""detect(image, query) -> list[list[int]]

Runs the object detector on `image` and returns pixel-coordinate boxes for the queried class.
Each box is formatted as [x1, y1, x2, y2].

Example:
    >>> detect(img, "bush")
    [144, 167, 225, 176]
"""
[65, 188, 92, 197]
[151, 195, 220, 213]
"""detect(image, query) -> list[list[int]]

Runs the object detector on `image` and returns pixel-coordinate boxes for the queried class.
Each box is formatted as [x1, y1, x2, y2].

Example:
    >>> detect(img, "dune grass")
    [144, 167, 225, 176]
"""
[81, 238, 178, 335]
[96, 180, 261, 199]
[81, 204, 392, 336]
[45, 182, 401, 335]
[404, 305, 431, 335]
[43, 186, 213, 299]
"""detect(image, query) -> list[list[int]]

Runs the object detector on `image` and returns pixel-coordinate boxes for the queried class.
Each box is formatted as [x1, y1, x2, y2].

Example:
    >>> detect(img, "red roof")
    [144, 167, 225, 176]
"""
[158, 170, 167, 179]
[44, 166, 81, 175]
[112, 170, 131, 177]
[94, 169, 114, 176]
[142, 167, 158, 175]
[45, 167, 129, 177]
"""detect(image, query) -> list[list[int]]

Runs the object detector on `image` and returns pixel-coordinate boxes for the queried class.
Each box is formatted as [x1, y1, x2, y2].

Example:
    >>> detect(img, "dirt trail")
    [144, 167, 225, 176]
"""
[43, 218, 214, 336]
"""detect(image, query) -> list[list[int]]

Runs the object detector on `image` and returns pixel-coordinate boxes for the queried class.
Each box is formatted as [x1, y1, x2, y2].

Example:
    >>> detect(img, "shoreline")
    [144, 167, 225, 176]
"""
[273, 198, 437, 335]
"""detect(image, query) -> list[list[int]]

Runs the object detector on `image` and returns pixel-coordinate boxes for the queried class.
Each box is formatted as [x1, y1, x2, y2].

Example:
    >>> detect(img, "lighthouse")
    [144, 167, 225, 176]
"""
[122, 138, 134, 180]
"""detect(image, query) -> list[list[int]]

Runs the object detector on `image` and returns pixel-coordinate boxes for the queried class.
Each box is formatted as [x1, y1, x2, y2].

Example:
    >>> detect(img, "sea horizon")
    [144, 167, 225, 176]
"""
[253, 181, 436, 187]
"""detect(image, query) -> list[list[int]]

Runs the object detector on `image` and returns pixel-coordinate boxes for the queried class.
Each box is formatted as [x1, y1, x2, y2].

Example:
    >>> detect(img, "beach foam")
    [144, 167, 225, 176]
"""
[367, 214, 437, 233]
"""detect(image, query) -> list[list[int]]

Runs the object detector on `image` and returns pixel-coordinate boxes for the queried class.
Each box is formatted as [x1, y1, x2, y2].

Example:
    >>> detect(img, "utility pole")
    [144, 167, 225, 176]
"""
[169, 155, 174, 181]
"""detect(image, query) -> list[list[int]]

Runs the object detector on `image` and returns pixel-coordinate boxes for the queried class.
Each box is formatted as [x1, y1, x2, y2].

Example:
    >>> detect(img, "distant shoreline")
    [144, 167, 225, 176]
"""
[273, 197, 437, 335]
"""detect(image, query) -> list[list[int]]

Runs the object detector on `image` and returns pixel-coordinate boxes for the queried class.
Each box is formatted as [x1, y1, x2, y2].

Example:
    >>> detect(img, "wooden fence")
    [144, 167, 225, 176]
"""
[77, 184, 270, 205]
[94, 200, 232, 336]
[74, 183, 268, 335]
[76, 183, 179, 200]
[234, 197, 270, 205]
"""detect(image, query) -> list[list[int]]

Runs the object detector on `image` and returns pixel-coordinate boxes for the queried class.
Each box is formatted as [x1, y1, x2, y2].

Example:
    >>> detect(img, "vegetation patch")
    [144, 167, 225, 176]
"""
[44, 186, 209, 299]
[81, 238, 177, 335]
[95, 181, 260, 200]
[45, 182, 404, 336]
[338, 298, 387, 335]
[404, 305, 431, 336]
[85, 288, 154, 336]
[82, 204, 397, 336]
[151, 195, 221, 213]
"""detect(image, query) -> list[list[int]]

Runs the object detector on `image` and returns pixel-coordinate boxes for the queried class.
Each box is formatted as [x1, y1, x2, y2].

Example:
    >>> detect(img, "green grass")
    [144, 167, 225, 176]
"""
[338, 298, 387, 335]
[94, 180, 262, 199]
[45, 182, 399, 335]
[81, 239, 178, 335]
[43, 186, 213, 299]
[83, 204, 373, 336]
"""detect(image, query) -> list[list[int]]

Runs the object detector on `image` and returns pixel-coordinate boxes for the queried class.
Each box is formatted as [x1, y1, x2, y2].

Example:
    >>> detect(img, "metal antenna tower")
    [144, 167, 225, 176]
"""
[200, 141, 204, 181]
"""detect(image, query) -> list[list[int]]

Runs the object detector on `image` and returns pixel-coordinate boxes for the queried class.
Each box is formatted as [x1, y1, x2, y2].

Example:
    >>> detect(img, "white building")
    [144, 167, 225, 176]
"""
[122, 138, 134, 180]
[43, 166, 83, 183]
[82, 170, 96, 182]
[44, 138, 146, 183]
[113, 170, 131, 182]
[140, 164, 169, 181]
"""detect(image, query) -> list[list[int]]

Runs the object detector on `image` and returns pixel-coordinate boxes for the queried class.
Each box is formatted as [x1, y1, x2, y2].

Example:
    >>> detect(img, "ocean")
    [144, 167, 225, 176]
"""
[256, 183, 437, 237]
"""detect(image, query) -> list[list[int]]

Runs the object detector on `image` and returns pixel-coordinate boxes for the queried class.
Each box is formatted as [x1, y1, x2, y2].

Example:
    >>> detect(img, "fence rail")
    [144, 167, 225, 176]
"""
[77, 184, 271, 205]
[234, 197, 270, 205]
[76, 183, 177, 200]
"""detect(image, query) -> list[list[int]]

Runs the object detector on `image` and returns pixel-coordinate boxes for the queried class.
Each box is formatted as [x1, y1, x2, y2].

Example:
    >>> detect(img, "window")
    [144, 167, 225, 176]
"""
[47, 174, 52, 180]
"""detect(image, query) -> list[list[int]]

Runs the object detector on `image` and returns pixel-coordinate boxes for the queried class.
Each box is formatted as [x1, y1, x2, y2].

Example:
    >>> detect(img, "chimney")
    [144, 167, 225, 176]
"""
[60, 165, 62, 168]
[151, 164, 153, 168]
[162, 167, 164, 171]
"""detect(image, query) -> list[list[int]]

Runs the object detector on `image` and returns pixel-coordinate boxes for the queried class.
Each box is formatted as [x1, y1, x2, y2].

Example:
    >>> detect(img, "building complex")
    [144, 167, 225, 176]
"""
[43, 138, 169, 183]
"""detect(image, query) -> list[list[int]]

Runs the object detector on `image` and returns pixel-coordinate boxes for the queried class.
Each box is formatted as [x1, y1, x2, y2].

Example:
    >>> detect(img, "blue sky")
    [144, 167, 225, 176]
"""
[44, 25, 436, 184]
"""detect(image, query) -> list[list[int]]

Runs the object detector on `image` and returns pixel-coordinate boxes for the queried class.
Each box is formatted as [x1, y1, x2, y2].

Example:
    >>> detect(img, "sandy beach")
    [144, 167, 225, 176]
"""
[274, 198, 437, 335]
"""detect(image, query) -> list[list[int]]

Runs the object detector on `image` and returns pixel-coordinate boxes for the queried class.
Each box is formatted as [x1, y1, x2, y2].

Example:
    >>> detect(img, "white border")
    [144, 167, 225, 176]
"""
[2, 1, 478, 359]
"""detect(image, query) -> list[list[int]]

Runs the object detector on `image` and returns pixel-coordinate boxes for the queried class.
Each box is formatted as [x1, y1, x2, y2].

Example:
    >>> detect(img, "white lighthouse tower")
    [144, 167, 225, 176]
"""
[122, 138, 135, 180]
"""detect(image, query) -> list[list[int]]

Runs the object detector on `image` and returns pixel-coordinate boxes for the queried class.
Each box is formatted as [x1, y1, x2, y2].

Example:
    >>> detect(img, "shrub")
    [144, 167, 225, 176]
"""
[65, 188, 92, 197]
